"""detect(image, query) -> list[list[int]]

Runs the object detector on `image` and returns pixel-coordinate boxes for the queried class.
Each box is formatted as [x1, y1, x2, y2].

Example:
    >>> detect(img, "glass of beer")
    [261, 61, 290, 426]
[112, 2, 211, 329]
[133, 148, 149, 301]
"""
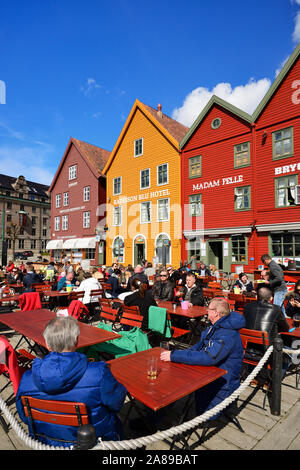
[293, 314, 300, 328]
[147, 357, 158, 380]
[160, 341, 169, 351]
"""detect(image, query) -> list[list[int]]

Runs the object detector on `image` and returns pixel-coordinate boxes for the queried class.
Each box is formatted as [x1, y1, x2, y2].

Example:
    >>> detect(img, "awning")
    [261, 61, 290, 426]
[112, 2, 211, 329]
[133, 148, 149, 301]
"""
[183, 226, 252, 238]
[256, 222, 300, 232]
[62, 237, 96, 249]
[46, 239, 63, 250]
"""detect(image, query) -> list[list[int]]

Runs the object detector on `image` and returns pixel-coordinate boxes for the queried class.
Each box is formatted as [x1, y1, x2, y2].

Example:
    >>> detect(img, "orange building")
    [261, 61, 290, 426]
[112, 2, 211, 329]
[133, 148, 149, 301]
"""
[102, 100, 188, 268]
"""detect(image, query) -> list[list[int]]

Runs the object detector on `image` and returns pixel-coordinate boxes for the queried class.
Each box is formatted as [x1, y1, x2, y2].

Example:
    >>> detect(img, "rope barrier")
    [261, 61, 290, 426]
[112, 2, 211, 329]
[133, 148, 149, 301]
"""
[0, 344, 276, 451]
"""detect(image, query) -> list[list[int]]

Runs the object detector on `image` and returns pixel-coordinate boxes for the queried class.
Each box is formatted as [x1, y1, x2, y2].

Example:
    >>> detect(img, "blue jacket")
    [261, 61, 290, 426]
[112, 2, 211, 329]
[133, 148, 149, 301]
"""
[22, 272, 43, 292]
[16, 352, 127, 447]
[171, 311, 245, 417]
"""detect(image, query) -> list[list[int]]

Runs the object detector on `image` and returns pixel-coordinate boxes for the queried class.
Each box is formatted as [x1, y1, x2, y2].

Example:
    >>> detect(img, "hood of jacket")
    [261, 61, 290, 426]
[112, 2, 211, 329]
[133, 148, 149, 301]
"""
[213, 311, 245, 331]
[32, 351, 88, 395]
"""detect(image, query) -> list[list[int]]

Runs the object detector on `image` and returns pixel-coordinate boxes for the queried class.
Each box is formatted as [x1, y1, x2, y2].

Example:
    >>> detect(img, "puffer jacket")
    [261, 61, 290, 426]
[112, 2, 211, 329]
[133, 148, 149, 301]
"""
[16, 352, 127, 447]
[171, 311, 245, 416]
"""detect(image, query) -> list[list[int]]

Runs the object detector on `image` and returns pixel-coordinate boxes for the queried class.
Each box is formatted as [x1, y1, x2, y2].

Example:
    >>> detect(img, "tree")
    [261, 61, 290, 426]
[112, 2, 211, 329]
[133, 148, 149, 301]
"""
[6, 222, 20, 261]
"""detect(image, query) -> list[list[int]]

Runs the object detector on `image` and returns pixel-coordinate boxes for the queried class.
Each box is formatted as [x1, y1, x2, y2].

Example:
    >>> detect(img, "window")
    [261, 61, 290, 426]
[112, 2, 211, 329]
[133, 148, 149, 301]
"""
[189, 194, 202, 216]
[56, 194, 61, 208]
[69, 165, 77, 180]
[113, 177, 122, 195]
[32, 216, 37, 226]
[275, 175, 297, 207]
[85, 248, 96, 260]
[231, 235, 247, 263]
[140, 201, 151, 223]
[7, 202, 12, 210]
[157, 198, 169, 221]
[189, 156, 201, 178]
[134, 138, 143, 157]
[113, 236, 124, 263]
[54, 217, 60, 231]
[155, 234, 170, 264]
[6, 239, 11, 249]
[234, 185, 251, 211]
[83, 186, 90, 202]
[63, 192, 69, 207]
[234, 142, 250, 168]
[32, 228, 36, 236]
[113, 206, 122, 226]
[140, 169, 150, 189]
[157, 163, 168, 185]
[211, 117, 221, 129]
[62, 215, 68, 231]
[18, 239, 24, 249]
[273, 127, 293, 160]
[271, 233, 300, 261]
[43, 218, 47, 226]
[31, 239, 36, 250]
[20, 228, 24, 235]
[6, 214, 11, 222]
[83, 211, 90, 228]
[42, 229, 47, 237]
[32, 206, 36, 213]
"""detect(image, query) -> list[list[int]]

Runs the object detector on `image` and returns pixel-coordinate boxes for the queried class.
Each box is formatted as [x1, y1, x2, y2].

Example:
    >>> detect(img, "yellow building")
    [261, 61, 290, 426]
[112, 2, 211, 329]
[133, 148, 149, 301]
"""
[102, 100, 188, 268]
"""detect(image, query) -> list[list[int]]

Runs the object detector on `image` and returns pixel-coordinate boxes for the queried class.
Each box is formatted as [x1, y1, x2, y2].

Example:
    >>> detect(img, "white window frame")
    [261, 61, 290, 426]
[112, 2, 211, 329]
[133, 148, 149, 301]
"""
[83, 211, 90, 228]
[83, 186, 90, 202]
[134, 138, 143, 157]
[140, 201, 151, 224]
[62, 215, 68, 231]
[113, 206, 122, 226]
[140, 168, 150, 190]
[113, 177, 122, 196]
[63, 192, 69, 207]
[55, 194, 61, 208]
[157, 198, 170, 222]
[157, 163, 169, 186]
[69, 165, 77, 180]
[54, 216, 60, 231]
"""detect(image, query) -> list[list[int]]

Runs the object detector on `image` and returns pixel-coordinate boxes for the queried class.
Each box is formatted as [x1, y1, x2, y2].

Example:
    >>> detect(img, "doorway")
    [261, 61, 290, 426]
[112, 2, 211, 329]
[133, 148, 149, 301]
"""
[208, 241, 223, 270]
[134, 236, 146, 266]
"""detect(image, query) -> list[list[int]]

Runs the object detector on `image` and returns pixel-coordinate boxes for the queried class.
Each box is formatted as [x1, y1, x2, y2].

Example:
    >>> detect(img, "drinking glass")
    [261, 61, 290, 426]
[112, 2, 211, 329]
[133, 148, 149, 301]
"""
[160, 341, 169, 351]
[147, 357, 158, 380]
[293, 314, 300, 328]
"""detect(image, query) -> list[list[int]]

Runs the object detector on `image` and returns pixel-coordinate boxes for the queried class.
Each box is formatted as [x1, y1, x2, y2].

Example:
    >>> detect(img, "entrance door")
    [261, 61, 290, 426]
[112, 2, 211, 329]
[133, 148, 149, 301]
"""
[134, 237, 145, 266]
[208, 241, 223, 270]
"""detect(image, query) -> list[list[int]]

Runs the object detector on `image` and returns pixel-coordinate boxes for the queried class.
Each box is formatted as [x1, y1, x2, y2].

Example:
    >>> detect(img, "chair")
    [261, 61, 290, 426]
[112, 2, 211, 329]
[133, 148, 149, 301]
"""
[20, 396, 89, 445]
[228, 293, 245, 312]
[33, 284, 52, 308]
[68, 300, 90, 322]
[208, 281, 221, 289]
[99, 298, 122, 327]
[119, 305, 143, 329]
[68, 291, 85, 301]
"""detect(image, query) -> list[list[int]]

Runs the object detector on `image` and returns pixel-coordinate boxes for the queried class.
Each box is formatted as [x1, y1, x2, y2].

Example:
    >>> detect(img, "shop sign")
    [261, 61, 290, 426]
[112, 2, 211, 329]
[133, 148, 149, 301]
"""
[193, 175, 243, 191]
[114, 188, 170, 205]
[274, 162, 300, 175]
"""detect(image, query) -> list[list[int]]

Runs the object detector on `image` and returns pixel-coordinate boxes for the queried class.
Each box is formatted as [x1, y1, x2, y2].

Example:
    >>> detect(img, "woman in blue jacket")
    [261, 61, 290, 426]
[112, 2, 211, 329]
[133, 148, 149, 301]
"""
[16, 316, 127, 448]
[161, 297, 245, 418]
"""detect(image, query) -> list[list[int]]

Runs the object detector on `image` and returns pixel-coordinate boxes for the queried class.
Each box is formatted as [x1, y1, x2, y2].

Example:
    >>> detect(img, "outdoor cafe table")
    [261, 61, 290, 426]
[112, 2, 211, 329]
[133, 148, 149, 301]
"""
[107, 347, 226, 444]
[0, 294, 20, 305]
[0, 309, 122, 354]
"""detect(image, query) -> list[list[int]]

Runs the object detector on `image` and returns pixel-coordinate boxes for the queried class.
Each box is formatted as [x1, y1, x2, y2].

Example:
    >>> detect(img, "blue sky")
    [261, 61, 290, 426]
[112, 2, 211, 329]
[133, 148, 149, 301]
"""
[0, 0, 300, 185]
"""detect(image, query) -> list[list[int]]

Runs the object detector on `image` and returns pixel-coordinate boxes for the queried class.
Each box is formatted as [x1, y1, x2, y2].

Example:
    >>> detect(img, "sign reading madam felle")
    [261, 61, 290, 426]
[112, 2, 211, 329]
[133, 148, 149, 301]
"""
[193, 175, 243, 191]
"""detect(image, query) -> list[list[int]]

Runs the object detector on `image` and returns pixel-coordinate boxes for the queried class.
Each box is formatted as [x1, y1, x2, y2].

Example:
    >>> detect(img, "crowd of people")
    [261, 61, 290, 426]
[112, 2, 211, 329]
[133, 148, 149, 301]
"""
[1, 252, 298, 447]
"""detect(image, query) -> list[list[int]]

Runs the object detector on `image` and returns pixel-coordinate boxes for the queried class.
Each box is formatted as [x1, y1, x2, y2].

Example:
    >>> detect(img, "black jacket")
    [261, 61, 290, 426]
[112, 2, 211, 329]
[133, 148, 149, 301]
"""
[179, 282, 204, 306]
[124, 290, 157, 330]
[126, 273, 149, 290]
[151, 280, 174, 301]
[22, 272, 42, 292]
[244, 299, 289, 345]
[268, 260, 287, 293]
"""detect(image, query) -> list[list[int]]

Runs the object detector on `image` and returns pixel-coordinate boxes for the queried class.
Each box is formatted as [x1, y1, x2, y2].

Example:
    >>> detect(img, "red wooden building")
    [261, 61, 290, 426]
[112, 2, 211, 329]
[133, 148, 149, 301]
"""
[47, 137, 110, 267]
[180, 43, 300, 274]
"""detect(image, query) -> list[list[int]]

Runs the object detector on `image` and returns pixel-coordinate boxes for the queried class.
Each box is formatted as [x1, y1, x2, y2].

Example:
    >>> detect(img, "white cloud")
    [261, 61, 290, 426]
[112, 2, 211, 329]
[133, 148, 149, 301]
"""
[275, 56, 290, 77]
[172, 78, 271, 127]
[293, 11, 300, 42]
[80, 78, 101, 97]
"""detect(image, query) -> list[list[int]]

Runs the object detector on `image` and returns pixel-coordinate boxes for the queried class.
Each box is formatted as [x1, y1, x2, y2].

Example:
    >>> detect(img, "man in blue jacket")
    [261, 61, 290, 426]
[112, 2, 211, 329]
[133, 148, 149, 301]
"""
[16, 316, 127, 448]
[161, 297, 245, 418]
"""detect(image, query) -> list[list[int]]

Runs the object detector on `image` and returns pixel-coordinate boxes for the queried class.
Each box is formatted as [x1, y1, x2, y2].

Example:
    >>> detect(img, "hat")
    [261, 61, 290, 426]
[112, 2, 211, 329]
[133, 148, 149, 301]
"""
[167, 266, 172, 270]
[102, 265, 107, 269]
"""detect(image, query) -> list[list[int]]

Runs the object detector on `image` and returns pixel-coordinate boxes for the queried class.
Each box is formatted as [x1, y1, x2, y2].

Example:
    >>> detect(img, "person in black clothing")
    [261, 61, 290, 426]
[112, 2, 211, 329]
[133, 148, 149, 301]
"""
[285, 281, 300, 318]
[151, 268, 174, 301]
[175, 272, 204, 306]
[198, 262, 211, 277]
[167, 266, 181, 285]
[22, 267, 43, 292]
[106, 269, 126, 298]
[123, 278, 157, 330]
[126, 265, 148, 290]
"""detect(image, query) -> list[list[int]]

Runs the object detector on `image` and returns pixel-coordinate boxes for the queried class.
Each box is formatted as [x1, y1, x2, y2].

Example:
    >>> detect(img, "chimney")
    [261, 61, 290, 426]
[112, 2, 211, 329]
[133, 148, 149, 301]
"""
[157, 103, 163, 118]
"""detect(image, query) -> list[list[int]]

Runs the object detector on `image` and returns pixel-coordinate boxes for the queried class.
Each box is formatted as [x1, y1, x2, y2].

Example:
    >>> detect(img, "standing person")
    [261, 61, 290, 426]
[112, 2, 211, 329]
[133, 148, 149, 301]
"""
[151, 268, 174, 301]
[16, 316, 127, 447]
[261, 254, 288, 312]
[6, 260, 15, 273]
[161, 297, 245, 418]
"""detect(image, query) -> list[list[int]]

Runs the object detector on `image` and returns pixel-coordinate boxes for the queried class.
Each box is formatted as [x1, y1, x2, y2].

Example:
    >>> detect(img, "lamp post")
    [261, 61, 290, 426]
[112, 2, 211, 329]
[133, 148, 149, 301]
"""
[1, 209, 7, 266]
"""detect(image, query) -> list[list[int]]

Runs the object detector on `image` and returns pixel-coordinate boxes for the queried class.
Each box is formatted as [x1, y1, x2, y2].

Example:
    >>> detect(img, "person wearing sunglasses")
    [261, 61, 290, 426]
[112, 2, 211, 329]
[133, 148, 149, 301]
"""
[151, 269, 174, 301]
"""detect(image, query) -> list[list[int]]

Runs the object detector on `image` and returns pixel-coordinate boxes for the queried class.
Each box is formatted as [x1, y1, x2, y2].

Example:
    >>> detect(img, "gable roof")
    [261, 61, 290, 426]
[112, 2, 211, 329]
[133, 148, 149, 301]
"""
[180, 95, 253, 150]
[0, 174, 49, 197]
[49, 137, 110, 192]
[102, 99, 188, 175]
[252, 42, 300, 121]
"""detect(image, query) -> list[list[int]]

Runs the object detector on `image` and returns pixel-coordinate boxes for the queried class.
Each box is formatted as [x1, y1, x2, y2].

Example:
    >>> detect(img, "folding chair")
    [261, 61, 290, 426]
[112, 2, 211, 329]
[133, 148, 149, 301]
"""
[68, 300, 90, 322]
[119, 305, 143, 330]
[32, 284, 52, 309]
[99, 298, 122, 329]
[228, 293, 245, 312]
[68, 291, 85, 302]
[20, 396, 90, 446]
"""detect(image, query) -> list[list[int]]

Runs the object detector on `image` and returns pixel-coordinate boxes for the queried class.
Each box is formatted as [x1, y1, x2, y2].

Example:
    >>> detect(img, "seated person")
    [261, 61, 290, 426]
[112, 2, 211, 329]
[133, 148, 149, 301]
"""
[161, 297, 245, 418]
[151, 268, 174, 302]
[175, 272, 204, 307]
[106, 268, 126, 298]
[144, 261, 155, 279]
[285, 280, 300, 318]
[57, 271, 79, 291]
[74, 271, 102, 314]
[6, 267, 23, 284]
[126, 265, 149, 290]
[16, 316, 127, 447]
[198, 262, 211, 277]
[209, 264, 220, 279]
[124, 278, 157, 330]
[22, 267, 43, 292]
[233, 273, 254, 293]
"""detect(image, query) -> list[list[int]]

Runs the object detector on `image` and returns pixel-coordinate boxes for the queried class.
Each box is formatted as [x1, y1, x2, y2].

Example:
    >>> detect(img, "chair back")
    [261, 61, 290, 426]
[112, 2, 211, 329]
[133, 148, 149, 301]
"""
[0, 336, 24, 395]
[239, 328, 270, 351]
[101, 282, 112, 291]
[68, 291, 84, 301]
[68, 300, 89, 321]
[90, 289, 103, 298]
[99, 298, 120, 323]
[21, 396, 89, 440]
[31, 283, 50, 293]
[18, 292, 42, 312]
[120, 305, 143, 329]
[208, 281, 221, 289]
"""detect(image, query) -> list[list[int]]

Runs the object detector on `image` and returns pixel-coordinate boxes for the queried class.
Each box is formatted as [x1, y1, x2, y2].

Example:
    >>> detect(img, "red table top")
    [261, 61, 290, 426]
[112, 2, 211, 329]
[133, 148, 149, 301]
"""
[157, 300, 208, 319]
[108, 347, 226, 411]
[0, 309, 122, 349]
[280, 318, 300, 338]
[0, 294, 20, 303]
[41, 291, 70, 297]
